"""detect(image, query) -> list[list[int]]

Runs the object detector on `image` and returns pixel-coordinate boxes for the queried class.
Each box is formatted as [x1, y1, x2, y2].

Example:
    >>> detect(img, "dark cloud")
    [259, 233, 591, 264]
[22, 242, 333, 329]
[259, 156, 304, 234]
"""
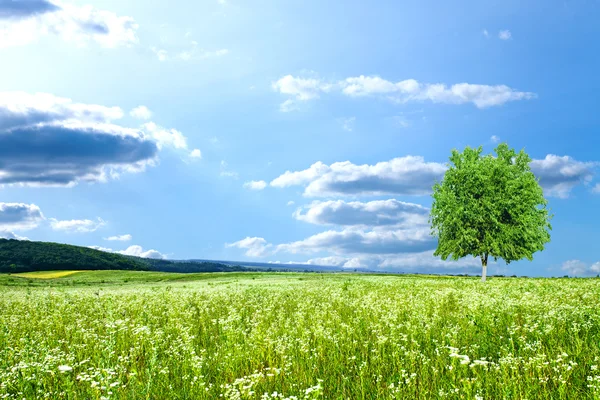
[294, 199, 429, 227]
[0, 202, 44, 230]
[0, 109, 57, 131]
[0, 125, 158, 185]
[0, 0, 60, 19]
[530, 155, 597, 198]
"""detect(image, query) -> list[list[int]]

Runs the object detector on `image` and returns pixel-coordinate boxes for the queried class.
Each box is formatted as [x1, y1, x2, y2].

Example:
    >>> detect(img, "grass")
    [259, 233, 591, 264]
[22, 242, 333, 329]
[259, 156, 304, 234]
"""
[0, 270, 267, 287]
[1, 272, 599, 399]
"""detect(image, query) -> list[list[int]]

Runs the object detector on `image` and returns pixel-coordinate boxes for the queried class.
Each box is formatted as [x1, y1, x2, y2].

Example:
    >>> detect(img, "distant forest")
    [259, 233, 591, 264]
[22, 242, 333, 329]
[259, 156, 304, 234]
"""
[0, 239, 247, 274]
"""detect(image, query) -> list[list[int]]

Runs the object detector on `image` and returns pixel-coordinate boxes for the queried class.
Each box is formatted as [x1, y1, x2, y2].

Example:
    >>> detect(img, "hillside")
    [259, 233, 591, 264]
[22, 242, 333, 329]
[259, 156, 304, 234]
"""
[0, 239, 246, 274]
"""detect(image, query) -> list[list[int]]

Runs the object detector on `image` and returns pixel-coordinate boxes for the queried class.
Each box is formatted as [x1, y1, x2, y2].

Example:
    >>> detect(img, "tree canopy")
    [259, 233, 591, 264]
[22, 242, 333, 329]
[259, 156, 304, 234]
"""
[429, 143, 553, 281]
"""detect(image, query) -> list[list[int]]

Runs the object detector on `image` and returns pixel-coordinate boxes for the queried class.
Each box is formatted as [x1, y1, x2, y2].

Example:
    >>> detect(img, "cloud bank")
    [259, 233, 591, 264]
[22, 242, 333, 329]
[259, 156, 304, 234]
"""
[0, 92, 197, 187]
[270, 157, 447, 197]
[273, 74, 536, 111]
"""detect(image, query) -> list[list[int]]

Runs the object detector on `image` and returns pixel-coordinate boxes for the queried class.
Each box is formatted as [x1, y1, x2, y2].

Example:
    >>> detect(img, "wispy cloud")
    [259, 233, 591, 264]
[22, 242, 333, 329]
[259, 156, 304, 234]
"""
[49, 217, 105, 233]
[243, 180, 267, 190]
[220, 160, 238, 179]
[340, 117, 356, 132]
[498, 30, 512, 40]
[105, 234, 132, 241]
[130, 106, 152, 120]
[226, 237, 272, 257]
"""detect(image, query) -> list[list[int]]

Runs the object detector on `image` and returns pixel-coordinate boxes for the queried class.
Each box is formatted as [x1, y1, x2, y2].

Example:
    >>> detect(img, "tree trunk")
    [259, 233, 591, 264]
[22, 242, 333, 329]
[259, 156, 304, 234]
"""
[481, 253, 488, 282]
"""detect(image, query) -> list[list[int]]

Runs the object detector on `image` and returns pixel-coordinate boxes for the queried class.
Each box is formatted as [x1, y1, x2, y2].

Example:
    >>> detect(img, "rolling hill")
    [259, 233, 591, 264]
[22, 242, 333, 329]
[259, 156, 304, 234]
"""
[0, 239, 246, 274]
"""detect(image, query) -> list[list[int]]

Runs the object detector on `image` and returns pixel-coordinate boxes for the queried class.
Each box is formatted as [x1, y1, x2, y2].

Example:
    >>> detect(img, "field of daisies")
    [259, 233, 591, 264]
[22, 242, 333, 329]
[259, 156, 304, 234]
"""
[1, 272, 600, 399]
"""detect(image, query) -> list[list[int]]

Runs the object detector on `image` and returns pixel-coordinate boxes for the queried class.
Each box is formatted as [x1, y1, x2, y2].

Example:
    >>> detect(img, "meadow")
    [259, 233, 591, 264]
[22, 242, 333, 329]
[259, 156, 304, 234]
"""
[1, 271, 599, 399]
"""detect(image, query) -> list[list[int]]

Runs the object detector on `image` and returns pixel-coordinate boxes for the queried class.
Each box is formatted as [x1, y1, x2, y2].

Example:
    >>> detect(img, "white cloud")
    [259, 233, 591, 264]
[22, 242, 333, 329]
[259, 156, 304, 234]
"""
[49, 217, 105, 233]
[306, 251, 482, 272]
[270, 157, 447, 197]
[0, 0, 139, 49]
[306, 256, 348, 266]
[561, 260, 600, 276]
[105, 234, 132, 241]
[0, 91, 123, 131]
[293, 199, 429, 228]
[498, 30, 512, 40]
[141, 122, 187, 150]
[221, 171, 239, 178]
[190, 148, 202, 158]
[88, 245, 113, 252]
[530, 155, 597, 198]
[376, 251, 481, 270]
[268, 153, 596, 199]
[287, 201, 295, 206]
[275, 227, 435, 255]
[0, 202, 45, 230]
[272, 75, 332, 101]
[243, 180, 267, 190]
[273, 74, 535, 110]
[90, 244, 166, 259]
[342, 76, 420, 97]
[0, 230, 29, 240]
[491, 135, 500, 143]
[118, 245, 165, 259]
[593, 183, 600, 194]
[228, 226, 488, 273]
[226, 237, 272, 257]
[130, 105, 152, 120]
[482, 29, 489, 37]
[342, 257, 368, 269]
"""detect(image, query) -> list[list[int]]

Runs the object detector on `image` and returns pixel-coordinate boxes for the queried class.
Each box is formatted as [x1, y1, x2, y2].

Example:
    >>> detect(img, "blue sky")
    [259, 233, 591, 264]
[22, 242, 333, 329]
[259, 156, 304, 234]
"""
[0, 0, 599, 276]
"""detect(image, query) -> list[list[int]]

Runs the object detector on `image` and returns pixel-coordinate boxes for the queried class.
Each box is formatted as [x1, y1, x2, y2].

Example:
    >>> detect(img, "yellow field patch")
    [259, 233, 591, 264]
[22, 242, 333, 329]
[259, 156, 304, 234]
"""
[12, 271, 83, 279]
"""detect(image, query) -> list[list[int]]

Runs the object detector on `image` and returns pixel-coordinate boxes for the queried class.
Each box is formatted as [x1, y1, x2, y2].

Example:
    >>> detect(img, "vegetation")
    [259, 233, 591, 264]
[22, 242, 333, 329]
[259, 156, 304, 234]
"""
[1, 273, 600, 399]
[430, 143, 553, 282]
[12, 270, 83, 279]
[0, 239, 246, 274]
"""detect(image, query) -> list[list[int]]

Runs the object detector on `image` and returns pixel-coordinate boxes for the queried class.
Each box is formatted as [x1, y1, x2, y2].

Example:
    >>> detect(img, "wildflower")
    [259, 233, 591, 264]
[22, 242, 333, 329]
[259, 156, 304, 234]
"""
[58, 365, 72, 373]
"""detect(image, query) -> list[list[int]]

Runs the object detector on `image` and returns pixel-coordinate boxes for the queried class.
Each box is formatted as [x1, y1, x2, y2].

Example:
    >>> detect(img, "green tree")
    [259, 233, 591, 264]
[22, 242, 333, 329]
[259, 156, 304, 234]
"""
[429, 143, 552, 282]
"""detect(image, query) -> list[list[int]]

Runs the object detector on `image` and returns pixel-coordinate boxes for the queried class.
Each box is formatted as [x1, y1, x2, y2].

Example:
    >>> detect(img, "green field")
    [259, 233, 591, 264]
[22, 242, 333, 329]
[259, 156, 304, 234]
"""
[1, 271, 600, 399]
